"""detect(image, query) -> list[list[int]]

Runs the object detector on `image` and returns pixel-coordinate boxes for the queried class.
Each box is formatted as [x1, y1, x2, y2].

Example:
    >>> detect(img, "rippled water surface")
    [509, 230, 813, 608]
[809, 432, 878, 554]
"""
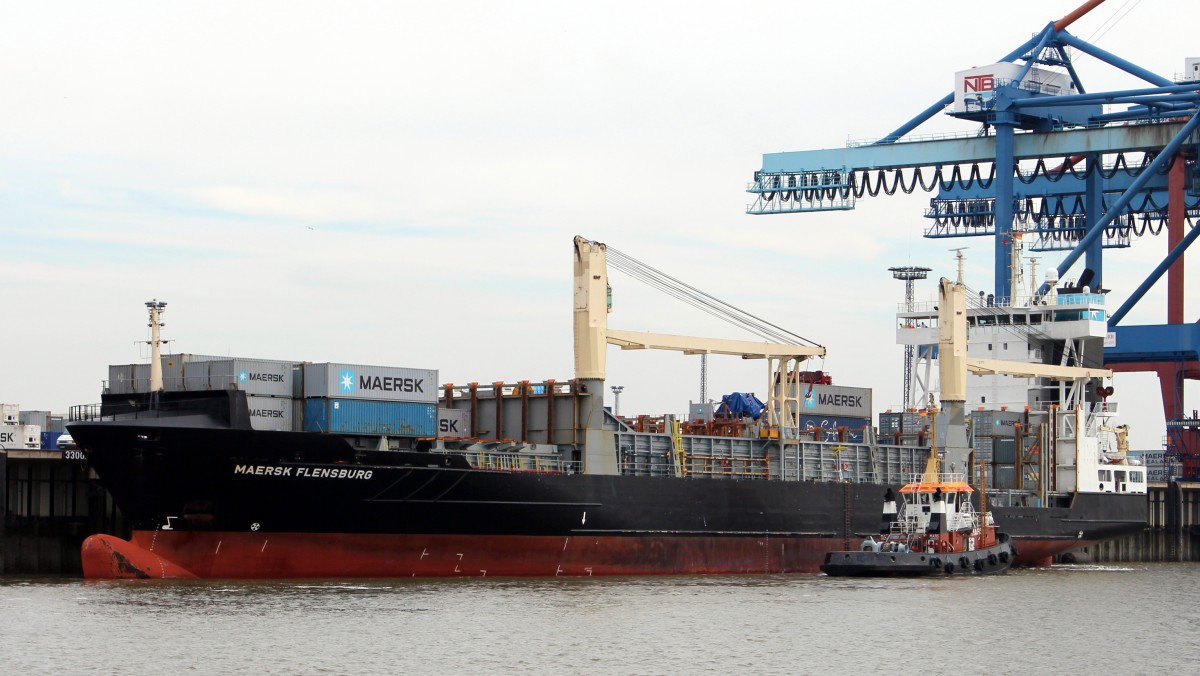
[3, 564, 1197, 674]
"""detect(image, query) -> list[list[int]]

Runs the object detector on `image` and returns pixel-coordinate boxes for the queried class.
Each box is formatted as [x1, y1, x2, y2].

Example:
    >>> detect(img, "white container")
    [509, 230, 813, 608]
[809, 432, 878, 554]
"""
[245, 395, 295, 432]
[2, 404, 20, 424]
[302, 363, 438, 404]
[0, 424, 40, 450]
[107, 363, 152, 394]
[182, 360, 213, 391]
[162, 353, 226, 391]
[19, 410, 50, 427]
[438, 407, 471, 438]
[209, 359, 295, 397]
[785, 384, 873, 419]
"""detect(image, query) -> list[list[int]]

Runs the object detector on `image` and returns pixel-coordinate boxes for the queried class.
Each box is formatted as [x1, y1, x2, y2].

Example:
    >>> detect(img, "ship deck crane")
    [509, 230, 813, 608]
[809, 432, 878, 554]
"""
[746, 0, 1200, 477]
[573, 236, 824, 474]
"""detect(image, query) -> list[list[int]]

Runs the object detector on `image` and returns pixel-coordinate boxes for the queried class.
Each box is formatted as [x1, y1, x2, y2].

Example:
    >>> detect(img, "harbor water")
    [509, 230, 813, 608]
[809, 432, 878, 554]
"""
[2, 564, 1197, 674]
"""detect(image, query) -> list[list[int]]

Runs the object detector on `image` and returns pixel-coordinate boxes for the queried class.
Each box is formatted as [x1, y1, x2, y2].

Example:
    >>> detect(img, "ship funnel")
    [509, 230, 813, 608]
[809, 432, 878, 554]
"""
[881, 488, 897, 535]
[927, 487, 947, 534]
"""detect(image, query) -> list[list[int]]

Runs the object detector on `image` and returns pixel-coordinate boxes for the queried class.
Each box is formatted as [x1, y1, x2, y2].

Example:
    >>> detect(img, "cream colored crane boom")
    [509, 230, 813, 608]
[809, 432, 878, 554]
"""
[573, 236, 824, 382]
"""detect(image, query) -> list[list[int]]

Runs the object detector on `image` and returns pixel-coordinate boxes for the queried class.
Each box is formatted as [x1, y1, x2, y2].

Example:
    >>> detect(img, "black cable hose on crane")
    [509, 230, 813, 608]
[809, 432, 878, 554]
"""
[762, 150, 1194, 225]
[838, 150, 1178, 198]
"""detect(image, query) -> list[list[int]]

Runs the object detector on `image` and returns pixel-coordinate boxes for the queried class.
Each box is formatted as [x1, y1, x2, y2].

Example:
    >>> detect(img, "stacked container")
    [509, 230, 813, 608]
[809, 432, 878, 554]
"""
[300, 362, 438, 437]
[972, 409, 1025, 489]
[103, 357, 440, 437]
[108, 354, 226, 394]
[0, 422, 41, 449]
[107, 355, 298, 431]
[194, 358, 297, 432]
[438, 408, 470, 438]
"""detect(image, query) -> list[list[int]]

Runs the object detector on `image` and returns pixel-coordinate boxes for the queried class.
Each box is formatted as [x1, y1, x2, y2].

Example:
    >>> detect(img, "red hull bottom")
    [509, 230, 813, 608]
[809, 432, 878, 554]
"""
[83, 531, 848, 579]
[81, 531, 1092, 579]
[1009, 537, 1103, 568]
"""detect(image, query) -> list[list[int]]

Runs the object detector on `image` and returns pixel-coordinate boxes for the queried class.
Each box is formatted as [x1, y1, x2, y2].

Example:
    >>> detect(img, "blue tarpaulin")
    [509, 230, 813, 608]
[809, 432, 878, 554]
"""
[716, 392, 765, 420]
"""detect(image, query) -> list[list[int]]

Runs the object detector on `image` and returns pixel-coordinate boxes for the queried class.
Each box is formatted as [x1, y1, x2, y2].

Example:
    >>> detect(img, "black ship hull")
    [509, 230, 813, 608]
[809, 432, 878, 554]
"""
[72, 420, 1148, 579]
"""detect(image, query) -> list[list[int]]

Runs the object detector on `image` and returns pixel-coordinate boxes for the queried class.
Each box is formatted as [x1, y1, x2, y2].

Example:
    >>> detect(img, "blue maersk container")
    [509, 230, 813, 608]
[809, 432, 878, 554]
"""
[303, 398, 437, 437]
[41, 431, 62, 450]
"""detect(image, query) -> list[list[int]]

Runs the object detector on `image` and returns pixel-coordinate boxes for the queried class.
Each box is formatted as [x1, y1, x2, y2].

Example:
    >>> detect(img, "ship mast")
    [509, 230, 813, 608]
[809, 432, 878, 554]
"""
[146, 299, 168, 392]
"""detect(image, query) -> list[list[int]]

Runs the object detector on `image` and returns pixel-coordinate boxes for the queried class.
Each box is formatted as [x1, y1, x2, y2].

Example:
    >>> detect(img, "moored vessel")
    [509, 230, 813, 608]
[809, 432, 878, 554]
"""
[821, 468, 1017, 577]
[72, 238, 1147, 579]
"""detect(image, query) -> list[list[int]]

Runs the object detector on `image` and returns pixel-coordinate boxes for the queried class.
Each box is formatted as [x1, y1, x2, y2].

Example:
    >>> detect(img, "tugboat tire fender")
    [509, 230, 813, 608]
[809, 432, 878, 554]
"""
[987, 553, 998, 566]
[999, 551, 1009, 564]
[959, 556, 970, 569]
[930, 557, 941, 569]
[944, 562, 955, 575]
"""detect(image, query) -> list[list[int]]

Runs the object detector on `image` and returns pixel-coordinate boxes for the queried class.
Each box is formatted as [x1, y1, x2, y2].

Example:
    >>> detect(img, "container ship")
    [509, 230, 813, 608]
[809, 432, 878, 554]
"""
[72, 238, 1147, 579]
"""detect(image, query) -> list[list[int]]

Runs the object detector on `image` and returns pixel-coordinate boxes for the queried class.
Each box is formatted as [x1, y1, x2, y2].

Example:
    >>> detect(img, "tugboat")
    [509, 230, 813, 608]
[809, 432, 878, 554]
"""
[821, 460, 1018, 577]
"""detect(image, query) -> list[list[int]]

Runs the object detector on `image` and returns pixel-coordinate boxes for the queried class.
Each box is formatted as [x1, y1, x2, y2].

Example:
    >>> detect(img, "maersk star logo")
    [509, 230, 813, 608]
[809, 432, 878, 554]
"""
[238, 370, 249, 383]
[804, 393, 816, 409]
[339, 369, 356, 393]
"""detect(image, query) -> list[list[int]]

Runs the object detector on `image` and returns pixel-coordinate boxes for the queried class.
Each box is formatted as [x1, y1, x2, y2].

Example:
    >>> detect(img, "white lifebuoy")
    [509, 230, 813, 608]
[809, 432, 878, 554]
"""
[841, 462, 850, 471]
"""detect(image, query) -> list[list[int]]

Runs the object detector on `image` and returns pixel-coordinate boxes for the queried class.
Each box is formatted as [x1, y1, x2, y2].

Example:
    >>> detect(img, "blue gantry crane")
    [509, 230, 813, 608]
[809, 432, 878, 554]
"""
[747, 0, 1200, 476]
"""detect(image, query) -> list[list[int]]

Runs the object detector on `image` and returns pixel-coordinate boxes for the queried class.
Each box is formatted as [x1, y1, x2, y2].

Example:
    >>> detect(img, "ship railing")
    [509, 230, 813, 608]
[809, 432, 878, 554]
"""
[443, 380, 577, 399]
[619, 455, 678, 477]
[902, 472, 968, 486]
[682, 453, 770, 480]
[68, 404, 105, 422]
[984, 488, 1040, 508]
[616, 451, 772, 479]
[439, 449, 580, 474]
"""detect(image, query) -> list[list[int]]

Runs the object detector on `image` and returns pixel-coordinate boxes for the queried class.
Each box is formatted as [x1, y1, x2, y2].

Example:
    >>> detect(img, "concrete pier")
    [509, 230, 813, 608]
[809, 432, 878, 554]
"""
[1075, 482, 1200, 563]
[1, 450, 126, 574]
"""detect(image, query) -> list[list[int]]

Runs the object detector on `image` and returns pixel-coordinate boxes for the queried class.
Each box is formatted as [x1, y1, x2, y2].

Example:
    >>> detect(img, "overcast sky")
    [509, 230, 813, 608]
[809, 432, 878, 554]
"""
[2, 1, 1196, 449]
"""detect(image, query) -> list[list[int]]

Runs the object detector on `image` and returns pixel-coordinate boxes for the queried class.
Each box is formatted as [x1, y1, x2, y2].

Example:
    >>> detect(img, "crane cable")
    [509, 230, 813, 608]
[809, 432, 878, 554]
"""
[605, 246, 823, 350]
